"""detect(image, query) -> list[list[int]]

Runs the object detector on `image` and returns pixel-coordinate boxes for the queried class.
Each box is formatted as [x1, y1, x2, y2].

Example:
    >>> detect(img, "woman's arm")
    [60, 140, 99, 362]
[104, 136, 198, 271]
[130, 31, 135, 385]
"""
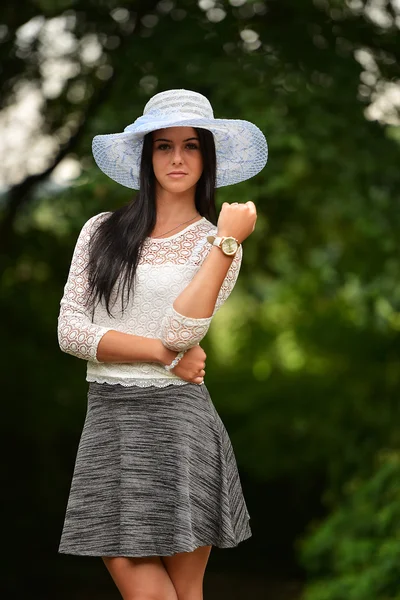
[160, 201, 257, 351]
[173, 245, 239, 318]
[96, 330, 175, 364]
[160, 246, 242, 351]
[57, 214, 113, 363]
[57, 213, 175, 366]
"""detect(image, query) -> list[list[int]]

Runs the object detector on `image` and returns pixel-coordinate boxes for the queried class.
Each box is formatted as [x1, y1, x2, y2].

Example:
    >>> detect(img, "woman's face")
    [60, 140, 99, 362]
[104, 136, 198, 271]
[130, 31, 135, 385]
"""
[151, 126, 203, 194]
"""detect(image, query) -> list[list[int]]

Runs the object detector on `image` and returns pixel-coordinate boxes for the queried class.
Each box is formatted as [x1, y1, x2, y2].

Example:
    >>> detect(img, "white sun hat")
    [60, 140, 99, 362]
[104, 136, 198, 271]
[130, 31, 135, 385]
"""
[92, 88, 268, 189]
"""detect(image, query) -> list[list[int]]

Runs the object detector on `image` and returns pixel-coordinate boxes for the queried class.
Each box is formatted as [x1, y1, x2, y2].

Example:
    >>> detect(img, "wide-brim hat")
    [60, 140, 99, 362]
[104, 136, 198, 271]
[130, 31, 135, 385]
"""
[92, 89, 268, 189]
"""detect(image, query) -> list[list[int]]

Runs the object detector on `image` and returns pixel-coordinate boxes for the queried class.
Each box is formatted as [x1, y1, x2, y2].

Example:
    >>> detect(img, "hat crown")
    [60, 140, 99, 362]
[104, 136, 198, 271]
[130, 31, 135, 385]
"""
[143, 89, 214, 120]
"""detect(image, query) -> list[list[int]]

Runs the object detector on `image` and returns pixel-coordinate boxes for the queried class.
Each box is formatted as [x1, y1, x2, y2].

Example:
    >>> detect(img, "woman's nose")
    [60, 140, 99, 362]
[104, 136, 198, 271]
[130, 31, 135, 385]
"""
[171, 147, 183, 164]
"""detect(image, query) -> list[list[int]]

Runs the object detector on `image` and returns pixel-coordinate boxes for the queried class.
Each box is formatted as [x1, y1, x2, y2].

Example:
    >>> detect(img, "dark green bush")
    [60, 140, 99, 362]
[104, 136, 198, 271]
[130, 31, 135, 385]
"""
[300, 451, 400, 600]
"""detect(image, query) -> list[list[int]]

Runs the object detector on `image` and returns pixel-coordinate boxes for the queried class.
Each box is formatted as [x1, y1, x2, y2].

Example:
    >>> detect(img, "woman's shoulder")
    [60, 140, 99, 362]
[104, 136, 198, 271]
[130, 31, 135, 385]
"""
[88, 210, 113, 226]
[81, 211, 113, 234]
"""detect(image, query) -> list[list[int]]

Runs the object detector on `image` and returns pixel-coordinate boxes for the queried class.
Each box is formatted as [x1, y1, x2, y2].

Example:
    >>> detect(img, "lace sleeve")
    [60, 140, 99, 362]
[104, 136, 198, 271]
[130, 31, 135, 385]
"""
[160, 244, 243, 351]
[57, 213, 114, 363]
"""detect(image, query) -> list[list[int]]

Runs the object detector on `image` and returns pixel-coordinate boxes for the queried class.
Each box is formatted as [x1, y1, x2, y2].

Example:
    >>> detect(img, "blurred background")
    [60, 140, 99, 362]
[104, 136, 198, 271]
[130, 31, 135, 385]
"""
[1, 0, 400, 598]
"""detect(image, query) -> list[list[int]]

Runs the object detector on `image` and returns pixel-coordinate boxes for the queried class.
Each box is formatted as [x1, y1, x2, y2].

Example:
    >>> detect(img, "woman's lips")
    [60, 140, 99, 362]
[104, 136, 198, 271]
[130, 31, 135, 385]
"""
[167, 173, 187, 178]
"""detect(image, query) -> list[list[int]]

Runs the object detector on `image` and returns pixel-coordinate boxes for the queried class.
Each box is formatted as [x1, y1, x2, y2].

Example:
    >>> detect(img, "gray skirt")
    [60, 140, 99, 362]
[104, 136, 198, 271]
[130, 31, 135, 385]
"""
[58, 381, 252, 557]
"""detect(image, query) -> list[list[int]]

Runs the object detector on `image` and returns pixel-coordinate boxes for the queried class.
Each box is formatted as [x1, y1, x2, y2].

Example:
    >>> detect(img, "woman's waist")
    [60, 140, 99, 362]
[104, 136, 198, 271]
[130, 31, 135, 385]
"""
[86, 360, 184, 383]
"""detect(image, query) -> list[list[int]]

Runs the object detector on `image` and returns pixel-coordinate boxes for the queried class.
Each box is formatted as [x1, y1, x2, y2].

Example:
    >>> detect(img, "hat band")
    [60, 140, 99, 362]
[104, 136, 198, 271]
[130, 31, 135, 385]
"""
[124, 110, 212, 133]
[144, 94, 214, 118]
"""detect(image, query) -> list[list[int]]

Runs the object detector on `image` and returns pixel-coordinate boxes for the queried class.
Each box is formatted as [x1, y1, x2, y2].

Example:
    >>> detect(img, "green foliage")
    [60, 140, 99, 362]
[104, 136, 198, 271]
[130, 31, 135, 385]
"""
[299, 452, 400, 600]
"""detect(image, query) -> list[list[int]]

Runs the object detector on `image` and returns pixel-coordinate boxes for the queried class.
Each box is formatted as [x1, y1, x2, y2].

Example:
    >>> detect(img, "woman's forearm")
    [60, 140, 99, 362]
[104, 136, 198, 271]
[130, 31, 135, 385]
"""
[96, 330, 176, 365]
[173, 246, 235, 319]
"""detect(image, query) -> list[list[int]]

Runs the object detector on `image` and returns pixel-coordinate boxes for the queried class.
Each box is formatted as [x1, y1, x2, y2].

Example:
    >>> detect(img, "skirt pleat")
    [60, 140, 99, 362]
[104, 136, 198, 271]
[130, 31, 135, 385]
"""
[58, 381, 252, 557]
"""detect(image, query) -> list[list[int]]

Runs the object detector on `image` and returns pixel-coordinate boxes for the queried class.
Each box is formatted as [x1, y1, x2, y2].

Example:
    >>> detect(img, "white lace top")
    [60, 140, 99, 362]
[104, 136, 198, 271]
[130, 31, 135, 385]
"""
[57, 211, 242, 387]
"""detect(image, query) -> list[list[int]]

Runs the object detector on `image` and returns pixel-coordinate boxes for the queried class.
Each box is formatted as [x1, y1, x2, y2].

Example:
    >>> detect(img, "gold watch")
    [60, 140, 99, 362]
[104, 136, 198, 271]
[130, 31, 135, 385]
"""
[207, 235, 240, 257]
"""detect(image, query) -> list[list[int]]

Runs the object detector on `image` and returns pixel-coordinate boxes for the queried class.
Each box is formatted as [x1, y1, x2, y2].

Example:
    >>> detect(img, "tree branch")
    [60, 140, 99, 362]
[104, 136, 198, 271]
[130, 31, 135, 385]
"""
[0, 73, 114, 252]
[0, 0, 160, 252]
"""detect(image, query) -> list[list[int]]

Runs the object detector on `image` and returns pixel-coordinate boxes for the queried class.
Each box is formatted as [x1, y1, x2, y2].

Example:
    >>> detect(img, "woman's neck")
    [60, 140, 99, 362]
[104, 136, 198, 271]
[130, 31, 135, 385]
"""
[154, 187, 199, 226]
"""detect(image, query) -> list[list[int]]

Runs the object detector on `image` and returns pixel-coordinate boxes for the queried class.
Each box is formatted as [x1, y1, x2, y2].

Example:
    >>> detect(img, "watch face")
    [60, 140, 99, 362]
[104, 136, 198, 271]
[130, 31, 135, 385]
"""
[221, 237, 238, 256]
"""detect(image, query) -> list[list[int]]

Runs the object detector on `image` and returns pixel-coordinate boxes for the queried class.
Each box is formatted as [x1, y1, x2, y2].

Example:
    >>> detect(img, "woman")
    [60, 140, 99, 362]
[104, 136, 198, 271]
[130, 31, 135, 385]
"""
[57, 89, 268, 600]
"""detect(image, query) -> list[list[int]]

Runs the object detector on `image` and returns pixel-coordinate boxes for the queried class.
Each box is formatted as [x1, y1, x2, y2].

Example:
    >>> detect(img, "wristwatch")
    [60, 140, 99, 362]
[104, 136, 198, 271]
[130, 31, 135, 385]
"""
[207, 235, 240, 257]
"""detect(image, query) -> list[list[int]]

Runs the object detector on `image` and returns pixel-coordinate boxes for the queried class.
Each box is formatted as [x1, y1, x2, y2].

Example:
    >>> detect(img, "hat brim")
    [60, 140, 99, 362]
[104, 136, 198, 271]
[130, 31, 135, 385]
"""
[92, 117, 268, 189]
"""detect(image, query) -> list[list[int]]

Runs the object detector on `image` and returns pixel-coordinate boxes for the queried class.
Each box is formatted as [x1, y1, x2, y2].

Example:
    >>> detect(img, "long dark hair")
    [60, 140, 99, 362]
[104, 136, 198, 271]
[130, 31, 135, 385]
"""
[85, 127, 217, 318]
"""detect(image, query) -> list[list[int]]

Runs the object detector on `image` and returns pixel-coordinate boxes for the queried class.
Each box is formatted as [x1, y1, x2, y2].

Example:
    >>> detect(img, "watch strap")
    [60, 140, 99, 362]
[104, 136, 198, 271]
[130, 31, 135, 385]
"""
[207, 235, 221, 247]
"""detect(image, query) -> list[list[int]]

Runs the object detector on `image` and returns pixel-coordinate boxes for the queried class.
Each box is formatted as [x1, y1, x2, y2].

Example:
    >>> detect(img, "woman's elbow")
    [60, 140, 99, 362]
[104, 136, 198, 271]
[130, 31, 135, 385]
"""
[161, 338, 191, 352]
[57, 324, 68, 354]
[161, 332, 207, 352]
[57, 320, 84, 359]
[57, 330, 75, 357]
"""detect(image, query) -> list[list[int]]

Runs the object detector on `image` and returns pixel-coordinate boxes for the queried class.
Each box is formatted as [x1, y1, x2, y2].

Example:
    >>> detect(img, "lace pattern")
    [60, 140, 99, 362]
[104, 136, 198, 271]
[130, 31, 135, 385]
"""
[57, 213, 114, 363]
[160, 306, 212, 352]
[57, 212, 243, 386]
[87, 375, 197, 388]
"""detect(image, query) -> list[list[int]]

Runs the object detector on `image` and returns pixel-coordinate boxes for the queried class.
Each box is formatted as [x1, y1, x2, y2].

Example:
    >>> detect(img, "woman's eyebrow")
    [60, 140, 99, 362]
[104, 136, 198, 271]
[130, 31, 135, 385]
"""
[153, 137, 199, 143]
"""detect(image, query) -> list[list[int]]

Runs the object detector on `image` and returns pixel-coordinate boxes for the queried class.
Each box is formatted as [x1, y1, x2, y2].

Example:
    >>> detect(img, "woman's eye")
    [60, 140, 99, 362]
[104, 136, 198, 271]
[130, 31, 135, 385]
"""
[156, 143, 199, 151]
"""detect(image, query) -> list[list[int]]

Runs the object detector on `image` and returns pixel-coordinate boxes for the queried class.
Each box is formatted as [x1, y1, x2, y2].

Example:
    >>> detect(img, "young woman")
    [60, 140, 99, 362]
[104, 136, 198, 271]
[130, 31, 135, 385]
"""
[57, 89, 268, 600]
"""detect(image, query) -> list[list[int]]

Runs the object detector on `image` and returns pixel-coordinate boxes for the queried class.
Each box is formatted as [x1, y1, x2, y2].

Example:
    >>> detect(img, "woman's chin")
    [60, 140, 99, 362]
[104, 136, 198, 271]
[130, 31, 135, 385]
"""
[157, 178, 198, 194]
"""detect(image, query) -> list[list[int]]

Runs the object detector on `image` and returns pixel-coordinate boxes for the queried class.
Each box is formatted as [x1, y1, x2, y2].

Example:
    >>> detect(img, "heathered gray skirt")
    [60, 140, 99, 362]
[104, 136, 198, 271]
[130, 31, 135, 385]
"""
[58, 381, 252, 557]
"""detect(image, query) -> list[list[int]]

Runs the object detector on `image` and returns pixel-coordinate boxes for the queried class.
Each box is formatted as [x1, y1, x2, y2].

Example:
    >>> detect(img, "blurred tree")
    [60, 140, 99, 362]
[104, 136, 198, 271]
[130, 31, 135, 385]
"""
[299, 451, 400, 600]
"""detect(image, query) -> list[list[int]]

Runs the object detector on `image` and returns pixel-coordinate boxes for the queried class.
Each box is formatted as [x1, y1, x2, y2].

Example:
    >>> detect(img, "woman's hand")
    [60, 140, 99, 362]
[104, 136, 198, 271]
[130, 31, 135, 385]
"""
[172, 344, 206, 384]
[217, 200, 257, 244]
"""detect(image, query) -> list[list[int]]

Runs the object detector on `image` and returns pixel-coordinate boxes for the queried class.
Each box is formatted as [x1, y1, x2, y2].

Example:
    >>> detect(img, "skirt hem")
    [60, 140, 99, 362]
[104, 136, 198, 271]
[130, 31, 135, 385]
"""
[58, 527, 252, 557]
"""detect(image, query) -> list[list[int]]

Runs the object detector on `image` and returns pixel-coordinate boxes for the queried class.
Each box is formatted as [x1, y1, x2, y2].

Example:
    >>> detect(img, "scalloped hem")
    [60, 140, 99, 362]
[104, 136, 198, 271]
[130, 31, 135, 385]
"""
[86, 376, 203, 388]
